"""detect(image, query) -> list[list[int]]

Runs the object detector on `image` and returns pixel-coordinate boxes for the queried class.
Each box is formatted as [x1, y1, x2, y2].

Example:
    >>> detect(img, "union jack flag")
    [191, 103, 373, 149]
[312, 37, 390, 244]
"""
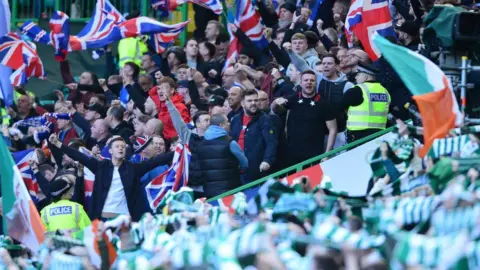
[345, 0, 396, 61]
[145, 20, 190, 54]
[146, 143, 191, 211]
[224, 0, 267, 71]
[49, 11, 70, 61]
[79, 147, 104, 211]
[152, 0, 223, 16]
[19, 0, 188, 55]
[0, 33, 46, 86]
[12, 149, 39, 202]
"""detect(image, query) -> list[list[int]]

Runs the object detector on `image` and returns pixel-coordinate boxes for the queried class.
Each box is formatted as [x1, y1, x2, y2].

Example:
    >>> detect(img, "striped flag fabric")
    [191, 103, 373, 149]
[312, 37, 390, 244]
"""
[224, 0, 268, 70]
[12, 149, 39, 202]
[20, 3, 188, 55]
[373, 34, 463, 157]
[82, 219, 117, 269]
[152, 0, 223, 15]
[19, 21, 51, 44]
[147, 20, 190, 54]
[0, 137, 45, 252]
[345, 0, 396, 60]
[146, 143, 191, 211]
[49, 11, 70, 61]
[0, 33, 46, 86]
[78, 147, 100, 210]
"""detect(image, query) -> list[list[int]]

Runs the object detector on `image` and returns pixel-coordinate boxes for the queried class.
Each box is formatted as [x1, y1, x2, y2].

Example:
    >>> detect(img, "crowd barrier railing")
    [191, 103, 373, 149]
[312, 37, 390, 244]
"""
[206, 126, 397, 202]
[10, 0, 190, 46]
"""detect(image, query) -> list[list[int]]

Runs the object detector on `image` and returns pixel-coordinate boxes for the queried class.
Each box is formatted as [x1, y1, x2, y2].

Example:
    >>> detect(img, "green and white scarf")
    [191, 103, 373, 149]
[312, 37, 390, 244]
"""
[394, 196, 441, 226]
[431, 205, 480, 236]
[428, 135, 470, 159]
[312, 221, 385, 250]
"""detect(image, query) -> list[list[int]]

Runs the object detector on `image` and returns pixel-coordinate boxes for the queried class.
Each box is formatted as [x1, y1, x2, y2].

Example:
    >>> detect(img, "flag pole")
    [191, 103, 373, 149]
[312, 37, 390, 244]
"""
[460, 56, 468, 125]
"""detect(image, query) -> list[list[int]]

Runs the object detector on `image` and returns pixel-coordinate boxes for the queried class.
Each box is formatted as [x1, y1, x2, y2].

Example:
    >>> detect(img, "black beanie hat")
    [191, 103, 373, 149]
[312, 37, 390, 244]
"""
[50, 178, 72, 199]
[280, 2, 296, 13]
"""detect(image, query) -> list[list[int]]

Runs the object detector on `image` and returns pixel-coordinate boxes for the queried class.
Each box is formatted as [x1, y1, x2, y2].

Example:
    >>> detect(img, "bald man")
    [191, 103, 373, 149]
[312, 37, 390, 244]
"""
[227, 86, 245, 121]
[145, 118, 164, 136]
[222, 67, 236, 89]
[89, 119, 111, 149]
[257, 91, 270, 112]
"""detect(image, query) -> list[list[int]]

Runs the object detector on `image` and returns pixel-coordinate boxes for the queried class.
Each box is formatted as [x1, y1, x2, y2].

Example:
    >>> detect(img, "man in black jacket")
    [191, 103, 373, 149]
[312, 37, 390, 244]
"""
[106, 106, 133, 145]
[230, 90, 277, 182]
[48, 134, 173, 221]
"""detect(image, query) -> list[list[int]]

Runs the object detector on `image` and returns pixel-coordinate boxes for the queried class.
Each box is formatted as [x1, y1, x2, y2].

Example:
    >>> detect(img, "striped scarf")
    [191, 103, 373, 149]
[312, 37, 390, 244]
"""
[227, 222, 269, 258]
[393, 232, 468, 269]
[276, 241, 310, 270]
[431, 205, 480, 236]
[312, 222, 385, 249]
[48, 251, 85, 270]
[230, 192, 248, 215]
[394, 196, 441, 226]
[428, 135, 471, 159]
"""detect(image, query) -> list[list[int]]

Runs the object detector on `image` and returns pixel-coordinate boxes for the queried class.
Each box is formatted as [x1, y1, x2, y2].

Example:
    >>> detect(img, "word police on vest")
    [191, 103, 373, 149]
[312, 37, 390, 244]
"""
[369, 93, 388, 102]
[50, 206, 73, 216]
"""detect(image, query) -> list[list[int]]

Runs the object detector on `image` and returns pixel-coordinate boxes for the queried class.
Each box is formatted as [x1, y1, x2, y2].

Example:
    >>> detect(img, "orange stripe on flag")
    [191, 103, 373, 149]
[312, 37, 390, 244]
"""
[414, 80, 456, 158]
[92, 220, 117, 266]
[28, 200, 45, 244]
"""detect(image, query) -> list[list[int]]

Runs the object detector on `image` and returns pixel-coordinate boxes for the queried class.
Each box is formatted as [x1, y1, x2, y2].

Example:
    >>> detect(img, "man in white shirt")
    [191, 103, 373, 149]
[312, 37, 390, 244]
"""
[49, 134, 174, 221]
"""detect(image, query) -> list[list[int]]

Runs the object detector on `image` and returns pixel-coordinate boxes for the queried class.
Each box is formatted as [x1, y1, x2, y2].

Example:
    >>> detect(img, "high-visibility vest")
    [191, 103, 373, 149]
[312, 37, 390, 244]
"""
[40, 199, 91, 239]
[118, 37, 148, 68]
[13, 90, 35, 105]
[1, 108, 10, 126]
[347, 82, 390, 131]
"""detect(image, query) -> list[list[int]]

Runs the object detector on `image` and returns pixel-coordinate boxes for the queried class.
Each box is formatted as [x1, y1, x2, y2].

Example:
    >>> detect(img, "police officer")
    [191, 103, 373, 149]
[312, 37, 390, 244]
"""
[40, 175, 91, 239]
[340, 62, 391, 143]
[117, 11, 149, 69]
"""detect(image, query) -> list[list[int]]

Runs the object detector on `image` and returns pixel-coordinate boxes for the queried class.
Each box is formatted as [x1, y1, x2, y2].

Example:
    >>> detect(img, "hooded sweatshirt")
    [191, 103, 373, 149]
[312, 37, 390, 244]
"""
[286, 48, 320, 77]
[148, 87, 192, 141]
[204, 126, 249, 171]
[288, 51, 354, 93]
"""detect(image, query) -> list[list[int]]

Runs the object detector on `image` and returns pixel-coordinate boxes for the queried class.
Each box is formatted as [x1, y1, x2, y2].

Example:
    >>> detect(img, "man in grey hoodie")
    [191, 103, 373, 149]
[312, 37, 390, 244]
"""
[285, 48, 354, 150]
[285, 33, 320, 77]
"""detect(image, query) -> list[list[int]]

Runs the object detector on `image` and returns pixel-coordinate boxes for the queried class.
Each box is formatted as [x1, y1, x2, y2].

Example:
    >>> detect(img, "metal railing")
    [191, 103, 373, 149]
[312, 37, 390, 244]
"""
[10, 0, 190, 45]
[206, 126, 396, 202]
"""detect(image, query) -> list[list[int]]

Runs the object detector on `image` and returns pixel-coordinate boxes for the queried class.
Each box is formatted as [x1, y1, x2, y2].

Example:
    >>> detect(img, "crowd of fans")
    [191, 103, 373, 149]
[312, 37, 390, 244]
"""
[2, 0, 480, 268]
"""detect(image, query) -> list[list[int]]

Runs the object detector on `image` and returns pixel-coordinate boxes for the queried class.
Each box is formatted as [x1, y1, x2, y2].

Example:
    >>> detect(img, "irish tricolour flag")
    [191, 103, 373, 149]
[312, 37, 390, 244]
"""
[373, 34, 462, 157]
[0, 137, 45, 252]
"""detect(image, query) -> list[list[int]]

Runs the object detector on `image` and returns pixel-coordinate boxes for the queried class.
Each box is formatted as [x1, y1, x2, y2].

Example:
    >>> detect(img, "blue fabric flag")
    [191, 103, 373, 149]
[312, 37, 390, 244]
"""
[0, 0, 13, 106]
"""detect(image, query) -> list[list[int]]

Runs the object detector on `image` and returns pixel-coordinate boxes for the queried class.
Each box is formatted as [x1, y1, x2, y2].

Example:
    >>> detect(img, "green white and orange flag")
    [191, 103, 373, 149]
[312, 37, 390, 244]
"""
[372, 34, 462, 157]
[0, 138, 45, 252]
[82, 219, 117, 269]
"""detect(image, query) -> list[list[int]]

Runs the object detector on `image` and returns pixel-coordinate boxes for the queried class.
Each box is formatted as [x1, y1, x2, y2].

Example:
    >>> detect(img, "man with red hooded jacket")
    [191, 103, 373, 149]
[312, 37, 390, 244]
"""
[148, 77, 191, 141]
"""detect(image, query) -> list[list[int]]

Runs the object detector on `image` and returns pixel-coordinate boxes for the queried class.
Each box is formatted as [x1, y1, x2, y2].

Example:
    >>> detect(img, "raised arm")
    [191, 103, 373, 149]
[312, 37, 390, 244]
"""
[49, 134, 100, 172]
[135, 151, 174, 176]
[166, 99, 192, 144]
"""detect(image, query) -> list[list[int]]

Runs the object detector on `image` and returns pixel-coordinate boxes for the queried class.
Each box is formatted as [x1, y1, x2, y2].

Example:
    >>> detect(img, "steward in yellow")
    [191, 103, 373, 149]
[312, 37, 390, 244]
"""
[40, 175, 91, 239]
[118, 37, 148, 69]
[340, 62, 391, 143]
